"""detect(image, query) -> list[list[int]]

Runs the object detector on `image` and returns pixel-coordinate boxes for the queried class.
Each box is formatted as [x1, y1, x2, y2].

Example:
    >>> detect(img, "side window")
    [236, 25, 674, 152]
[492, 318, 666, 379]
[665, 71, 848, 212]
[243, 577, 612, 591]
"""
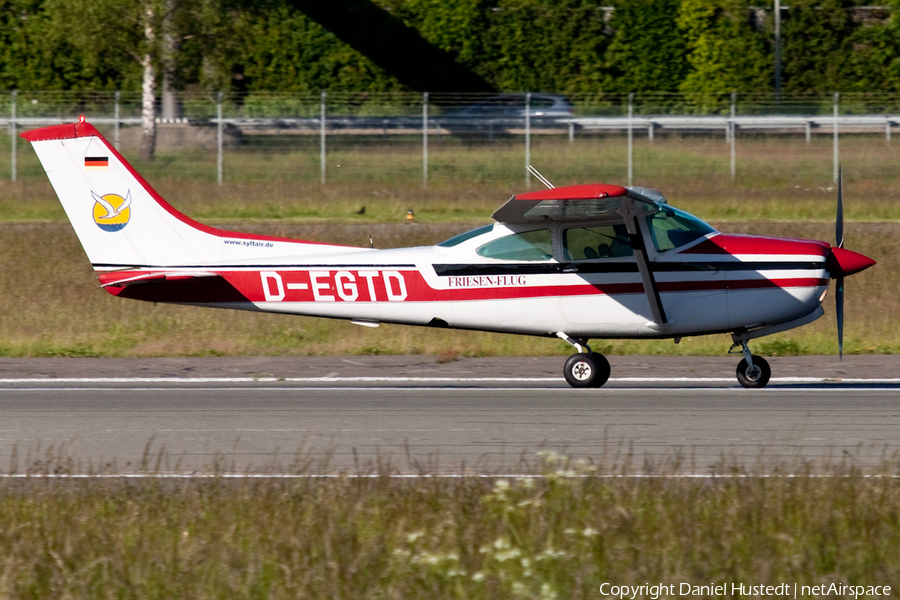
[563, 225, 634, 261]
[476, 229, 553, 261]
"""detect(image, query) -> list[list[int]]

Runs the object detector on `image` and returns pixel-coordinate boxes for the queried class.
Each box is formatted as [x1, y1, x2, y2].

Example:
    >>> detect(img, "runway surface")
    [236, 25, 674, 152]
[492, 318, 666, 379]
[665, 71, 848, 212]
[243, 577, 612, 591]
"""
[1, 356, 898, 474]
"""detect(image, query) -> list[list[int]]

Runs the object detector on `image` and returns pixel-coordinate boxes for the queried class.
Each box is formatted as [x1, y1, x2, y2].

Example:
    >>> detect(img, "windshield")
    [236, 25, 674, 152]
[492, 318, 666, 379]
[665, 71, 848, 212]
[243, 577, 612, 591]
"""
[438, 224, 494, 247]
[646, 207, 716, 252]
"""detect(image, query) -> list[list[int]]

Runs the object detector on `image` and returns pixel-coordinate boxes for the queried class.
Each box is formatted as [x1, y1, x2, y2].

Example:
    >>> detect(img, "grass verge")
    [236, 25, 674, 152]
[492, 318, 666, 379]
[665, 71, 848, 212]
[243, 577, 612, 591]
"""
[0, 451, 897, 598]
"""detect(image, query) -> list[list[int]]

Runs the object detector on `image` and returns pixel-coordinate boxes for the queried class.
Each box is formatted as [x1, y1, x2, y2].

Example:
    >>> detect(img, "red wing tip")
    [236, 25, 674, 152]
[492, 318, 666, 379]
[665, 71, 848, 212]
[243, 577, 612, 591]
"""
[515, 183, 629, 201]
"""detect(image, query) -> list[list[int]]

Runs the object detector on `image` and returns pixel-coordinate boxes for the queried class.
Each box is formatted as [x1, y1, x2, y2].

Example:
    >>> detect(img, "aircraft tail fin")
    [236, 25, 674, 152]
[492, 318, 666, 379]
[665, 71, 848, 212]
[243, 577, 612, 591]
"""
[22, 119, 352, 269]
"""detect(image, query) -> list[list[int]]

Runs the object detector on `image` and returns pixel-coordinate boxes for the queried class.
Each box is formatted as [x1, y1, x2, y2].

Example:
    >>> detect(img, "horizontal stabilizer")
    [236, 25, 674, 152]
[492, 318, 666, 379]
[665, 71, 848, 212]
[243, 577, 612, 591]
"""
[98, 271, 219, 288]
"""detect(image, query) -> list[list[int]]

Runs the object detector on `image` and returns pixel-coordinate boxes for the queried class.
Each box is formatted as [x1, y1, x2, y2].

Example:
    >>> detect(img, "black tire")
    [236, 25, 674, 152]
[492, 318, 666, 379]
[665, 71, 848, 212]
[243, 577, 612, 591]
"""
[564, 353, 611, 388]
[588, 352, 611, 388]
[736, 355, 771, 388]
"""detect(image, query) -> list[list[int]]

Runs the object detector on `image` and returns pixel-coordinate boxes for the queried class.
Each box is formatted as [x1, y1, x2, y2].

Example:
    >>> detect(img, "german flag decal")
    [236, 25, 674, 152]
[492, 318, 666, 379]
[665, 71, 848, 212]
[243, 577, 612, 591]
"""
[84, 156, 109, 170]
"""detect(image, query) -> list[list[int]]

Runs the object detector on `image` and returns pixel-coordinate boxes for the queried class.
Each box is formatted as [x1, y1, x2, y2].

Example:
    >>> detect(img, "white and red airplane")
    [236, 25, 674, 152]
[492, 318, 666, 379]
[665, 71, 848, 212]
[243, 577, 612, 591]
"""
[23, 118, 875, 388]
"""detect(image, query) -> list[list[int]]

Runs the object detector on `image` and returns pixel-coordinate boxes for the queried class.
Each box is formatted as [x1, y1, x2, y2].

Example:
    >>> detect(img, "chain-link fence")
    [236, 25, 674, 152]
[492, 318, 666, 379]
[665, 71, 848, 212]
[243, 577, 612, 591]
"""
[5, 90, 900, 187]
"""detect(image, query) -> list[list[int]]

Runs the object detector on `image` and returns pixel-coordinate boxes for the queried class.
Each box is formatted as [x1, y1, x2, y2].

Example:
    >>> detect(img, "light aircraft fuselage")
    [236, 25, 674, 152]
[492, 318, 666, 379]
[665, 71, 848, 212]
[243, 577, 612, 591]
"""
[22, 119, 875, 388]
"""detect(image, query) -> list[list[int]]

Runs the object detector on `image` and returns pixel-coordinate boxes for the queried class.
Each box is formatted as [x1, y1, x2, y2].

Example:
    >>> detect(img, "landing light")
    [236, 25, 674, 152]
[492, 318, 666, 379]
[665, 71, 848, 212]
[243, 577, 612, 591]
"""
[819, 288, 828, 303]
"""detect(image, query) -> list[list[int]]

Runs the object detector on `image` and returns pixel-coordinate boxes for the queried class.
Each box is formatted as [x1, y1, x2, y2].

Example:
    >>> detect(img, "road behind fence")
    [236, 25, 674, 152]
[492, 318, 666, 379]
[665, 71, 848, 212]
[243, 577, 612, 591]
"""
[5, 90, 900, 189]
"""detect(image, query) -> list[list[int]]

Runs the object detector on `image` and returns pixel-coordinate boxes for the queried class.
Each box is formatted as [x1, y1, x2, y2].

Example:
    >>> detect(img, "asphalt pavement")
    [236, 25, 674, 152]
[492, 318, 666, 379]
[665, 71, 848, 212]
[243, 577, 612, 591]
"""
[0, 356, 897, 474]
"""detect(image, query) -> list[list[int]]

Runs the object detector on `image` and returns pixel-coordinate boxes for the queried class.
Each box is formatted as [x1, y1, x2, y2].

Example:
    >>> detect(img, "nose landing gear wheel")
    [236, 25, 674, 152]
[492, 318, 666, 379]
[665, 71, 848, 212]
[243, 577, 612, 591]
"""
[564, 352, 611, 388]
[736, 355, 771, 388]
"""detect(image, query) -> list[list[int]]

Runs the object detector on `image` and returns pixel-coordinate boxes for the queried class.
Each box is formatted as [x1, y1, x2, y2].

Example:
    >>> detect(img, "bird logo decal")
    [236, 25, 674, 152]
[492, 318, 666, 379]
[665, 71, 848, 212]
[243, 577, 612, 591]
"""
[91, 190, 132, 232]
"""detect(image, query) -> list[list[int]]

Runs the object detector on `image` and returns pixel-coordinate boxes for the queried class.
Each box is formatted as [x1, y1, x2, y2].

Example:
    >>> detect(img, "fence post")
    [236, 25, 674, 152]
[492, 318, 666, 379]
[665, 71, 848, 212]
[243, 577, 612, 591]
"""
[217, 91, 223, 186]
[423, 92, 428, 188]
[774, 0, 782, 98]
[114, 91, 121, 151]
[10, 90, 16, 183]
[627, 92, 633, 186]
[525, 92, 531, 188]
[805, 121, 811, 145]
[833, 92, 839, 183]
[568, 122, 575, 143]
[730, 92, 736, 181]
[887, 119, 892, 144]
[320, 91, 326, 185]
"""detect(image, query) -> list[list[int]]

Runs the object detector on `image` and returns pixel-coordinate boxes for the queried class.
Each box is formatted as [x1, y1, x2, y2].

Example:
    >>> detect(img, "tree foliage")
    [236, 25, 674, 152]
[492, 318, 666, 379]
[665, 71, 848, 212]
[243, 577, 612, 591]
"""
[2, 0, 900, 95]
[239, 2, 401, 93]
[677, 0, 770, 95]
[603, 0, 689, 95]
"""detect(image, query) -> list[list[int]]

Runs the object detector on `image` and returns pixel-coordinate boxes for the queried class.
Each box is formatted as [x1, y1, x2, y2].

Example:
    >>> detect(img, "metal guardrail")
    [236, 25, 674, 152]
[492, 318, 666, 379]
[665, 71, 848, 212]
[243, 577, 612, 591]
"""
[199, 115, 900, 135]
[4, 114, 898, 134]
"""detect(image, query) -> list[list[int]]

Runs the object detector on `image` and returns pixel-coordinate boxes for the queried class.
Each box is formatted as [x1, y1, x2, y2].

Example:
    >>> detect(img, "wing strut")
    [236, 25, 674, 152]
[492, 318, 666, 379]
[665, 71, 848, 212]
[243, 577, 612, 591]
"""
[622, 209, 668, 326]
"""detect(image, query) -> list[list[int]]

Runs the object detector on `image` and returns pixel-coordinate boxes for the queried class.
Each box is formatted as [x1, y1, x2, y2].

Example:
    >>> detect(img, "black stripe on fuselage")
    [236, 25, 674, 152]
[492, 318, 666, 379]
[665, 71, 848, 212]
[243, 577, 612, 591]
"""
[433, 261, 825, 277]
[92, 261, 825, 276]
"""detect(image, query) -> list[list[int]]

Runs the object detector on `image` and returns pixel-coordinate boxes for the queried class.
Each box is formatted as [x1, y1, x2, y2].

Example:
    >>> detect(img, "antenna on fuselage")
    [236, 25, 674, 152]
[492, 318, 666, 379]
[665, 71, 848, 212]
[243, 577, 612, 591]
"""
[526, 165, 554, 189]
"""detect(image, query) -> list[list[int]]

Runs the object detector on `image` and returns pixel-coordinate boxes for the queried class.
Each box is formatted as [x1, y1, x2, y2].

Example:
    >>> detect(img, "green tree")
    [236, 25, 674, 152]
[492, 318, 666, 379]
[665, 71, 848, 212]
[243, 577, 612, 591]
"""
[780, 0, 855, 94]
[172, 0, 252, 94]
[603, 0, 689, 95]
[677, 0, 770, 97]
[0, 0, 141, 91]
[239, 2, 402, 93]
[485, 0, 609, 93]
[382, 0, 493, 84]
[843, 1, 900, 92]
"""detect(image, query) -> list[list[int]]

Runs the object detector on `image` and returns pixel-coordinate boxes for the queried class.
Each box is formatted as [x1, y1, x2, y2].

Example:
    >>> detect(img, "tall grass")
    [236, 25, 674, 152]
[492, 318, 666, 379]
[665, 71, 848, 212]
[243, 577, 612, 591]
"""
[0, 220, 892, 358]
[0, 453, 897, 599]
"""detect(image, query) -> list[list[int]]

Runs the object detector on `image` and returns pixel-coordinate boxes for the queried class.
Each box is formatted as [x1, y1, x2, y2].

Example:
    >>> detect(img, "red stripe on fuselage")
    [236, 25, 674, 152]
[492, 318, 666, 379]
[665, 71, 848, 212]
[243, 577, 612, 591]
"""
[100, 268, 826, 305]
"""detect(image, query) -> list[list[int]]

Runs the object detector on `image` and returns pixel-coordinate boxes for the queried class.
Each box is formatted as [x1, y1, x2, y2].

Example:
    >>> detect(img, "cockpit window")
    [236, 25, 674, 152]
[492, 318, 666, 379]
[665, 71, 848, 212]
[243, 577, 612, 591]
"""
[438, 224, 494, 247]
[563, 225, 634, 260]
[476, 229, 553, 261]
[646, 207, 716, 253]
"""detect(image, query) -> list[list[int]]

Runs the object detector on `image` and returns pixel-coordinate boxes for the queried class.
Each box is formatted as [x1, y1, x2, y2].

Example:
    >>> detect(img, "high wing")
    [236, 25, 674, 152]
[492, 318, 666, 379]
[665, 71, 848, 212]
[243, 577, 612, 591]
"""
[491, 184, 662, 223]
[492, 184, 670, 327]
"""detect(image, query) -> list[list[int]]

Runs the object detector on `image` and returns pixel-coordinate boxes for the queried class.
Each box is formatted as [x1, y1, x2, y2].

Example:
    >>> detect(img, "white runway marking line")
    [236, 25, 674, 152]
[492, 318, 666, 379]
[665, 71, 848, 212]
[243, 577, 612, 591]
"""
[3, 386, 900, 395]
[1, 376, 899, 384]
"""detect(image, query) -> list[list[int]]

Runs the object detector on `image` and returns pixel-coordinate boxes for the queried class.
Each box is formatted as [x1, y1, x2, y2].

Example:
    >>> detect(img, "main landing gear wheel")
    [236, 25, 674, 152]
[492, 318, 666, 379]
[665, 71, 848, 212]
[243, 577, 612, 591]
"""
[736, 355, 771, 388]
[564, 352, 611, 388]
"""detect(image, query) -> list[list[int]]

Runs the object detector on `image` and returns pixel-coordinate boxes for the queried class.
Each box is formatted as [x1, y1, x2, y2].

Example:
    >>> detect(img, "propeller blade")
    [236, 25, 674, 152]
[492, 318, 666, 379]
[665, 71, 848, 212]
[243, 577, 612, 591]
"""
[836, 276, 844, 361]
[836, 165, 844, 249]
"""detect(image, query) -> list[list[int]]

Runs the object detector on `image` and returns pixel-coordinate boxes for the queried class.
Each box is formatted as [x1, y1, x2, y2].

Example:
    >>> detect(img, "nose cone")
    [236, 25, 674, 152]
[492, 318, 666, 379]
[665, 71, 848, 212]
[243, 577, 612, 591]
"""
[826, 247, 876, 278]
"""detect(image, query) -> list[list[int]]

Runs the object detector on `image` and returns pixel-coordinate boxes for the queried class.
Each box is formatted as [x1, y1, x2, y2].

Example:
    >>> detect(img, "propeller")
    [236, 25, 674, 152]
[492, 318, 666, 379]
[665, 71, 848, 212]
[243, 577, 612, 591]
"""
[826, 167, 875, 362]
[836, 166, 844, 361]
